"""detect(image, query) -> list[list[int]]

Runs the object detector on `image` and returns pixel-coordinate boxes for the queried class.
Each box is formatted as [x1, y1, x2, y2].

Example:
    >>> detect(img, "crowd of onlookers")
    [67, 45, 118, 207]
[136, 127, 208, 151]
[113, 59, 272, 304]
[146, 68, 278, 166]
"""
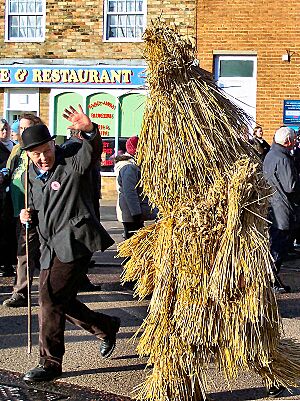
[250, 124, 300, 293]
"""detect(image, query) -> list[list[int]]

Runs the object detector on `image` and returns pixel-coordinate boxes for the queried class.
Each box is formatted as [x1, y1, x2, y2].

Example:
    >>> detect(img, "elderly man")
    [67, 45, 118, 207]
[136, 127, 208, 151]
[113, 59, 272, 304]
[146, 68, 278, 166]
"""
[263, 126, 300, 282]
[20, 105, 120, 382]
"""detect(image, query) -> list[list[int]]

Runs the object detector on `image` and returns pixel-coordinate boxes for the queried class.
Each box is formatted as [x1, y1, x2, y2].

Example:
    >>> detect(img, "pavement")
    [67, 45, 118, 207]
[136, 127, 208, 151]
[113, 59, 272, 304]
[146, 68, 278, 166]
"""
[0, 199, 300, 401]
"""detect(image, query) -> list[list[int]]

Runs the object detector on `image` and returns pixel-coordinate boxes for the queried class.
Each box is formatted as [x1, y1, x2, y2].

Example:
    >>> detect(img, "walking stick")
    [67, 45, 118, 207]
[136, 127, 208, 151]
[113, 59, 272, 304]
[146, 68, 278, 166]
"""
[24, 155, 32, 354]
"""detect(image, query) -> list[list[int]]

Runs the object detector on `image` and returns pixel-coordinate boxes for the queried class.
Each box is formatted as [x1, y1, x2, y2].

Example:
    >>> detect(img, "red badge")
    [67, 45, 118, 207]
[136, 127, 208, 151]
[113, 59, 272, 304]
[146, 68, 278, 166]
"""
[51, 181, 61, 191]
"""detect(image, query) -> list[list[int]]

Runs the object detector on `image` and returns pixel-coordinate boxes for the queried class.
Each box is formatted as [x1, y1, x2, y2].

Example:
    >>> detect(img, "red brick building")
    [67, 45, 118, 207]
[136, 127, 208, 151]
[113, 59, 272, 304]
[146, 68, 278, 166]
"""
[196, 0, 300, 142]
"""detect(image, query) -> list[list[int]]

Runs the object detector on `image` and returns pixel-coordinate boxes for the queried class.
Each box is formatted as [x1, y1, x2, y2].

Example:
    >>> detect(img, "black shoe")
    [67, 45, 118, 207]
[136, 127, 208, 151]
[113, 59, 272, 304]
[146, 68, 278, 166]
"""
[267, 385, 286, 398]
[3, 293, 27, 307]
[78, 279, 101, 292]
[23, 363, 62, 382]
[100, 316, 121, 358]
[272, 286, 287, 294]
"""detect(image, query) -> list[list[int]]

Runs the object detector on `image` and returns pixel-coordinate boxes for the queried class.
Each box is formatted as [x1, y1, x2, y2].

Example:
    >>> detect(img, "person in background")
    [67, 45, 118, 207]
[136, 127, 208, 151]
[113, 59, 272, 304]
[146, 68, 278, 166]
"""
[10, 120, 20, 144]
[250, 125, 270, 160]
[2, 113, 44, 305]
[20, 105, 120, 382]
[263, 126, 300, 293]
[115, 136, 145, 240]
[0, 118, 17, 277]
[0, 118, 14, 167]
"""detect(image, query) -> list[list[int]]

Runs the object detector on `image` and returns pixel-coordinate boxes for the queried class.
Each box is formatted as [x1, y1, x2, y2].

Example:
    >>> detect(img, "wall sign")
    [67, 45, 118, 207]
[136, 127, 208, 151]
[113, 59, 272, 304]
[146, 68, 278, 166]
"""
[283, 100, 300, 124]
[0, 65, 146, 88]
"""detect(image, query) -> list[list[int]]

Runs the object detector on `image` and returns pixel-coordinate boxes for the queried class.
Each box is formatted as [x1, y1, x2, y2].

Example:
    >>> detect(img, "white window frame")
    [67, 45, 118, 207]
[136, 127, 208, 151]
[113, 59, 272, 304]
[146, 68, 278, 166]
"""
[5, 0, 46, 42]
[3, 88, 40, 123]
[103, 0, 146, 43]
[214, 54, 257, 125]
[214, 55, 257, 80]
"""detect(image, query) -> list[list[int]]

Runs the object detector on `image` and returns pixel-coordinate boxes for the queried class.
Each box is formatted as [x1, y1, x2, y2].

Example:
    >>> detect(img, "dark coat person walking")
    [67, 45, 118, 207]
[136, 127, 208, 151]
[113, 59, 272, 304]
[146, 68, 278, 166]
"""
[20, 105, 120, 382]
[263, 126, 300, 275]
[250, 125, 270, 160]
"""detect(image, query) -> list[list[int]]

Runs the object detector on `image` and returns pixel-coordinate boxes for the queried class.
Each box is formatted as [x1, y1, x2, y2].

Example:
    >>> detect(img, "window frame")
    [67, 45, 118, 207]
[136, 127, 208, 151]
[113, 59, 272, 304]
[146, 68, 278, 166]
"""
[103, 0, 146, 43]
[213, 54, 258, 124]
[5, 0, 46, 43]
[214, 55, 257, 80]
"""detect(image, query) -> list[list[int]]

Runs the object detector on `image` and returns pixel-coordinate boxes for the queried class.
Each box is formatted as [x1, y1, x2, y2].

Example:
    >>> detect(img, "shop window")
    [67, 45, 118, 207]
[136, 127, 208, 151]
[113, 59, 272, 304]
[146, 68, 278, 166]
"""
[54, 92, 83, 136]
[119, 93, 146, 138]
[104, 0, 146, 41]
[87, 93, 117, 173]
[6, 0, 45, 41]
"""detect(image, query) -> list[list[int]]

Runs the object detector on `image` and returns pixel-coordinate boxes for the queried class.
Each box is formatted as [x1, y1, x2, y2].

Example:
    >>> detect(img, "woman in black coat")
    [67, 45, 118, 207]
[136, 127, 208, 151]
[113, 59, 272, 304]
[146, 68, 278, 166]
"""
[0, 119, 17, 276]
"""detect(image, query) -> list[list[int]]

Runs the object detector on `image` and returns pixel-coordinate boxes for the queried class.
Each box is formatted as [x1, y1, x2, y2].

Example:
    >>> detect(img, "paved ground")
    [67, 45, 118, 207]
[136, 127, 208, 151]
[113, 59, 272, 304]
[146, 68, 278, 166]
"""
[0, 199, 300, 400]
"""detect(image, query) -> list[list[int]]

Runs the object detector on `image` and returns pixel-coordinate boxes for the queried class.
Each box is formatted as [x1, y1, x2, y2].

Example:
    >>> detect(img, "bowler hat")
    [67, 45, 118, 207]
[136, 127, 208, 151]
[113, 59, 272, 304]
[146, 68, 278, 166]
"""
[21, 124, 56, 150]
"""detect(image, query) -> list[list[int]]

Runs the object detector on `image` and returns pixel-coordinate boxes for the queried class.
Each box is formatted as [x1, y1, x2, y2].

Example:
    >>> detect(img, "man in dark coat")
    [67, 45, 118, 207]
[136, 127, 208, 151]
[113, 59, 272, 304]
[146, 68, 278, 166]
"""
[263, 126, 300, 275]
[20, 105, 120, 382]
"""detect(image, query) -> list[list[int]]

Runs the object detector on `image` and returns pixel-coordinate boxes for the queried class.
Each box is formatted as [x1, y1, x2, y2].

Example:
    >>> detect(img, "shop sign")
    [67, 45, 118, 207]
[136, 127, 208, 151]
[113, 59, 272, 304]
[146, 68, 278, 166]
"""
[283, 100, 300, 124]
[0, 65, 146, 88]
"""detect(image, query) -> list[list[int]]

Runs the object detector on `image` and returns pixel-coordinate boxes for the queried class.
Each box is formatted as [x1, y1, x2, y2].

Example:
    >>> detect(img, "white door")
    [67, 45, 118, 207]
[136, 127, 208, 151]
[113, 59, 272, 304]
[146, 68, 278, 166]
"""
[214, 55, 257, 125]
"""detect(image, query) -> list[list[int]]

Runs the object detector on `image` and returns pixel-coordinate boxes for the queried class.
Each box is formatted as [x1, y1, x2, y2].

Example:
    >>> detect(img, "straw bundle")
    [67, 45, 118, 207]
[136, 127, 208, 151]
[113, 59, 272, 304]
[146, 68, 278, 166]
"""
[118, 20, 300, 401]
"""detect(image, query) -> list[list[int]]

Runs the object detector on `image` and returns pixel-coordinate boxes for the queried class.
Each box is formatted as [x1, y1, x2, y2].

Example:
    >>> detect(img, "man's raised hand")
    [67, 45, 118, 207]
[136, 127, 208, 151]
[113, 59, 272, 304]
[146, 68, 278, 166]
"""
[63, 104, 93, 132]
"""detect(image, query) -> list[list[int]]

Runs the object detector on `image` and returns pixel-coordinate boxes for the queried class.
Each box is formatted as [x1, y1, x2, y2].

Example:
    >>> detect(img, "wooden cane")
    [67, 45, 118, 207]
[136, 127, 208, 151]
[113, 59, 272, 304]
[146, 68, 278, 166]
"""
[24, 155, 32, 354]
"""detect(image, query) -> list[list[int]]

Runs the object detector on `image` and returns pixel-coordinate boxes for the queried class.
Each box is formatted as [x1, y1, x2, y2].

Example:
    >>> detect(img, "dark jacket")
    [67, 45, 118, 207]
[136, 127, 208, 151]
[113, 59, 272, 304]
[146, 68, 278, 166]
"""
[28, 124, 114, 268]
[114, 154, 158, 223]
[114, 154, 143, 223]
[60, 135, 102, 220]
[263, 142, 300, 230]
[251, 137, 270, 160]
[0, 141, 12, 168]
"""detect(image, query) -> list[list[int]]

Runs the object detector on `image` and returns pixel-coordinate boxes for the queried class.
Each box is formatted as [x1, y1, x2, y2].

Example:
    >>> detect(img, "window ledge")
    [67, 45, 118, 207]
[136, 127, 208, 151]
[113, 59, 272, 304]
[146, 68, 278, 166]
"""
[103, 38, 143, 43]
[5, 38, 45, 43]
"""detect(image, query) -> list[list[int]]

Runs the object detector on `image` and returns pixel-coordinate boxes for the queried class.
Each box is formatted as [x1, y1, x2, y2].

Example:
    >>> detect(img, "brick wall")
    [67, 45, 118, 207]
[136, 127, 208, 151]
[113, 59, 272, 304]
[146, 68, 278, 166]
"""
[0, 0, 196, 60]
[196, 0, 300, 142]
[39, 89, 51, 126]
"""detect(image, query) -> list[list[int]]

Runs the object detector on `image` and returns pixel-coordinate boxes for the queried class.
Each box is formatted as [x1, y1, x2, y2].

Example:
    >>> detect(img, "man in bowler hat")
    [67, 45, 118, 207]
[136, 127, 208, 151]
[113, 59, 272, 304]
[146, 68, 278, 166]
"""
[20, 105, 120, 382]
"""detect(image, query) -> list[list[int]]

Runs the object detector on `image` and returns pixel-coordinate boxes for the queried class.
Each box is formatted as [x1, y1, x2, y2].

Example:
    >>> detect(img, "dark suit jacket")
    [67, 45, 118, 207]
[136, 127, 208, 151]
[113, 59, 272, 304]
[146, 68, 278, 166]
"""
[28, 124, 114, 268]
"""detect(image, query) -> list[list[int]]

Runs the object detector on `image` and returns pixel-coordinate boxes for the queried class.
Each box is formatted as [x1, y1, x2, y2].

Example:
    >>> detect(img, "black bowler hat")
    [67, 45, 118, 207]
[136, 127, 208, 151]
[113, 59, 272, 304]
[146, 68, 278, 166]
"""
[21, 124, 56, 150]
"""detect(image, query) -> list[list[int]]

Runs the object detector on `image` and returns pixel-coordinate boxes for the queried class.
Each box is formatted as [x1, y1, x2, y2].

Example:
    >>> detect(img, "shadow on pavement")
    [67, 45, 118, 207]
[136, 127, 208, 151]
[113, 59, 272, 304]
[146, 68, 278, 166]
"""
[0, 369, 133, 401]
[277, 293, 300, 319]
[210, 386, 267, 400]
[62, 363, 148, 378]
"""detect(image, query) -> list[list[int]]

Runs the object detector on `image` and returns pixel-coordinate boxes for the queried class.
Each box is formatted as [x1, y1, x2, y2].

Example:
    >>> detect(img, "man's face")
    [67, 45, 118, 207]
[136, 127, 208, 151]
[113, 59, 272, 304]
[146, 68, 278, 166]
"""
[27, 141, 55, 171]
[256, 128, 263, 138]
[20, 118, 33, 134]
[0, 121, 10, 141]
[11, 131, 19, 142]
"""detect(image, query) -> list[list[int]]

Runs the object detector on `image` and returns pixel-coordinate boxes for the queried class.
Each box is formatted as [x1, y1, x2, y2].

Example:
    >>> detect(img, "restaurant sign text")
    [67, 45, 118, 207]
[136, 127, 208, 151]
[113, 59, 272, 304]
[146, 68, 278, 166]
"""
[0, 65, 146, 88]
